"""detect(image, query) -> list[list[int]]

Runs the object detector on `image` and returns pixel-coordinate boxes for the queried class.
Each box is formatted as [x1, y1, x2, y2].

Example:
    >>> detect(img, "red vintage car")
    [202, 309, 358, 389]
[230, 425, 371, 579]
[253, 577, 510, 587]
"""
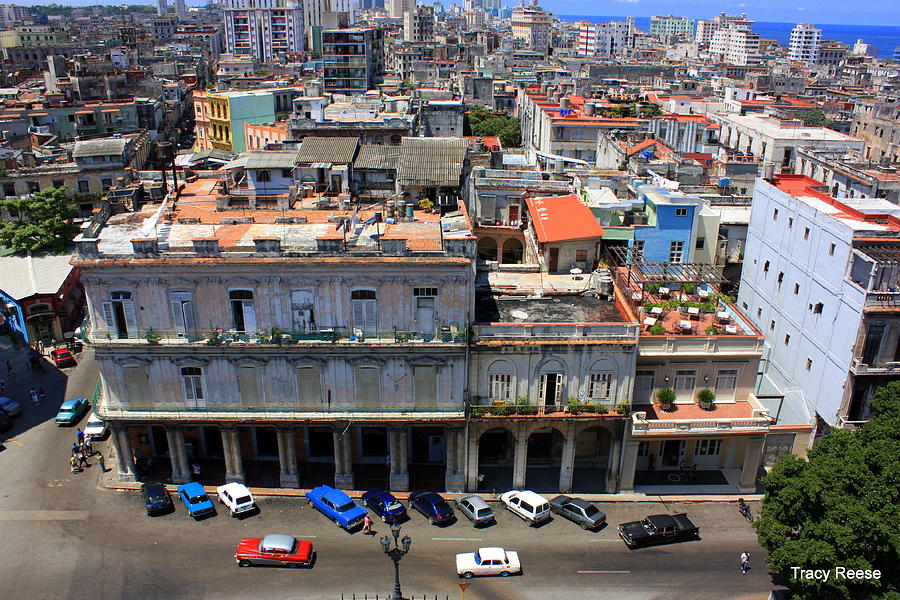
[50, 348, 77, 368]
[235, 534, 315, 568]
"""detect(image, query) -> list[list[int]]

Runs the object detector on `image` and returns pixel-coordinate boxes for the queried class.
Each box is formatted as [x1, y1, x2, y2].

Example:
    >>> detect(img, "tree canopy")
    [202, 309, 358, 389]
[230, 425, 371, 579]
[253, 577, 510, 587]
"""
[755, 382, 900, 600]
[795, 108, 833, 128]
[0, 187, 79, 254]
[466, 105, 521, 149]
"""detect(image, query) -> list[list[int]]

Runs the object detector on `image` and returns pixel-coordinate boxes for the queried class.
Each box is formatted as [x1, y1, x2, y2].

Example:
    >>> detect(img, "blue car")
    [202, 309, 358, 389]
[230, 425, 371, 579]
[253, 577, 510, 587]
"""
[409, 491, 455, 525]
[177, 482, 216, 519]
[306, 485, 367, 530]
[55, 397, 89, 425]
[362, 489, 408, 523]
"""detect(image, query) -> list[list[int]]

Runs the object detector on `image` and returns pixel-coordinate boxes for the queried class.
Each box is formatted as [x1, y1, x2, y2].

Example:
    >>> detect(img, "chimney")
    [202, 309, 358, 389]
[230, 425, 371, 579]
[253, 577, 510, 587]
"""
[253, 237, 281, 253]
[130, 238, 159, 256]
[192, 237, 220, 256]
[762, 161, 776, 182]
[584, 102, 595, 116]
[559, 96, 570, 110]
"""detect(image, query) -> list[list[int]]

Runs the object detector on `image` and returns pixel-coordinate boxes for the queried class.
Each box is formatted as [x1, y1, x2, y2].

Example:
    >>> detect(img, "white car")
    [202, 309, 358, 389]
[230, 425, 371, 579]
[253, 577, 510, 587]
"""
[456, 547, 521, 579]
[216, 483, 256, 516]
[83, 412, 108, 438]
[499, 490, 551, 526]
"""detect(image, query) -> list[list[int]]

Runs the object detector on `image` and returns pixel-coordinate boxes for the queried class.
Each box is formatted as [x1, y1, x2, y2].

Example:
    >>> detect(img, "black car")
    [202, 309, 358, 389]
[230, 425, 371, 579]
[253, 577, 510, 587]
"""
[617, 513, 699, 548]
[409, 491, 455, 525]
[0, 409, 10, 432]
[362, 489, 408, 523]
[549, 495, 606, 530]
[141, 482, 174, 516]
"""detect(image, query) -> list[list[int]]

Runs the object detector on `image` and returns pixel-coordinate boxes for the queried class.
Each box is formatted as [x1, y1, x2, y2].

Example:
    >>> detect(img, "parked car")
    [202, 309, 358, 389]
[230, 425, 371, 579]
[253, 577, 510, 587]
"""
[0, 409, 10, 431]
[83, 412, 108, 438]
[55, 397, 89, 425]
[177, 482, 216, 519]
[549, 495, 606, 530]
[617, 514, 700, 548]
[217, 483, 256, 516]
[235, 534, 315, 568]
[50, 348, 77, 368]
[409, 491, 455, 525]
[455, 494, 495, 527]
[362, 489, 407, 523]
[141, 482, 174, 516]
[456, 547, 521, 579]
[500, 490, 551, 526]
[0, 397, 21, 417]
[306, 485, 366, 530]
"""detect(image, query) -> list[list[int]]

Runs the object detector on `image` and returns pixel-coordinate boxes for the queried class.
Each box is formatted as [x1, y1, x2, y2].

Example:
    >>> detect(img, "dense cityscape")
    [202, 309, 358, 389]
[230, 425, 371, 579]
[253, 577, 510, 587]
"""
[0, 0, 897, 598]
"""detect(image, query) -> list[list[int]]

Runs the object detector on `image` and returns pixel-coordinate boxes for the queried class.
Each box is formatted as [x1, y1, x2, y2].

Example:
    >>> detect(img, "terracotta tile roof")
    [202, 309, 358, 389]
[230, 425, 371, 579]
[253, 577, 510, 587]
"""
[525, 195, 604, 243]
[641, 401, 758, 420]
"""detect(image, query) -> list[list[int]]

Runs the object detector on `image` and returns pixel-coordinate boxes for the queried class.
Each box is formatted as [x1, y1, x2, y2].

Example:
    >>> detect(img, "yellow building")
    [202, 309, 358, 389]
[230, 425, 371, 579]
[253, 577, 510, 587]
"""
[0, 26, 69, 48]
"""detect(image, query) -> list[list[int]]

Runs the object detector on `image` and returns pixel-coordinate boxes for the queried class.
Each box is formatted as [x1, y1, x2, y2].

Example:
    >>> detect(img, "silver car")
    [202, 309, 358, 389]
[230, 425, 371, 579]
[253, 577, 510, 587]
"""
[455, 494, 495, 526]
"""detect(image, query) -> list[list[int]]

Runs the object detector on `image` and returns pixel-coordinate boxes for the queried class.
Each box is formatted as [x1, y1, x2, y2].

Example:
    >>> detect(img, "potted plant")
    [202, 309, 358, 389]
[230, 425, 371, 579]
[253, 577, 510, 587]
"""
[206, 330, 222, 345]
[656, 388, 676, 410]
[696, 388, 716, 410]
[681, 283, 696, 294]
[615, 399, 631, 416]
[705, 325, 718, 335]
[648, 323, 666, 335]
[567, 395, 580, 413]
[645, 283, 660, 294]
[144, 329, 161, 345]
[270, 328, 283, 345]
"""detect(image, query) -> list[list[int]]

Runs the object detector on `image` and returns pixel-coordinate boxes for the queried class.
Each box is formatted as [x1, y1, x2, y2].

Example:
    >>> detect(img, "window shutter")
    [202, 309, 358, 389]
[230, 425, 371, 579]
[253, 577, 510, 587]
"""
[122, 300, 138, 337]
[243, 302, 257, 333]
[102, 302, 115, 331]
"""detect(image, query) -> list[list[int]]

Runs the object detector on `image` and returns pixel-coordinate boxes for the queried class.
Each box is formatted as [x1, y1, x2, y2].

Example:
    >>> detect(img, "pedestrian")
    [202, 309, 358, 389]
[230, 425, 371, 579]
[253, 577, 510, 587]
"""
[31, 388, 39, 407]
[740, 551, 750, 574]
[363, 514, 373, 535]
[192, 462, 201, 479]
[37, 339, 44, 355]
[71, 443, 80, 456]
[5, 360, 12, 377]
[648, 454, 656, 472]
[97, 452, 107, 473]
[76, 428, 84, 445]
[39, 387, 46, 405]
[70, 455, 79, 473]
[691, 463, 698, 482]
[83, 434, 93, 456]
[77, 451, 89, 468]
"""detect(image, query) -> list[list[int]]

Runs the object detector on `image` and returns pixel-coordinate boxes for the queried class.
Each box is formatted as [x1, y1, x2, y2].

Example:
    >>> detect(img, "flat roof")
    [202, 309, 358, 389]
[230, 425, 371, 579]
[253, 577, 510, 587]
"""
[716, 113, 861, 142]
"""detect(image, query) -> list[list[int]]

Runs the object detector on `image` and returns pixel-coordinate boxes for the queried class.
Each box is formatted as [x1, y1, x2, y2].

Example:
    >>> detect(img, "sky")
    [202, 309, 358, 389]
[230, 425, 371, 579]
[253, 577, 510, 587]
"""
[8, 0, 900, 27]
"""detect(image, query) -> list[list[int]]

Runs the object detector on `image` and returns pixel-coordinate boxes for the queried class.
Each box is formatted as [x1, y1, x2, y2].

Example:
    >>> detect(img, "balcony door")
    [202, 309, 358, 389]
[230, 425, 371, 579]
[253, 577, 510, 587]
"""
[351, 289, 377, 334]
[539, 373, 563, 406]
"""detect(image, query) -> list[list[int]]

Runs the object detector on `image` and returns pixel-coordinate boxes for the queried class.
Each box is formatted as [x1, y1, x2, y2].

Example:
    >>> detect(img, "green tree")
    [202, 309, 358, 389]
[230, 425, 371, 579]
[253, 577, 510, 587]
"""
[755, 381, 900, 600]
[0, 187, 79, 253]
[466, 105, 521, 148]
[795, 108, 833, 128]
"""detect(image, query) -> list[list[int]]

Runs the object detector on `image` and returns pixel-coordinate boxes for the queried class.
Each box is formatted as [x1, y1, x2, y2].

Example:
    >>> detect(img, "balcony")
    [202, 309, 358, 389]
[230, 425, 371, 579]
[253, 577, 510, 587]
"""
[849, 357, 900, 375]
[468, 399, 624, 418]
[86, 324, 468, 347]
[630, 396, 771, 435]
[475, 322, 638, 340]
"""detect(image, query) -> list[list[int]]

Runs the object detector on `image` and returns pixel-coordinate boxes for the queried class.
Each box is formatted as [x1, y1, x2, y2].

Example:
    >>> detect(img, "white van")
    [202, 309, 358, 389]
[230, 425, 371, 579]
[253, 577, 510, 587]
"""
[499, 490, 551, 526]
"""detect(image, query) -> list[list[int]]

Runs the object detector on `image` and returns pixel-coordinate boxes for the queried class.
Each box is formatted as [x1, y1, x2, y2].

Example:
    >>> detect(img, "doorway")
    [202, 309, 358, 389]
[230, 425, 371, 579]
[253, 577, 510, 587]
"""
[539, 373, 562, 406]
[661, 440, 684, 467]
[549, 247, 559, 272]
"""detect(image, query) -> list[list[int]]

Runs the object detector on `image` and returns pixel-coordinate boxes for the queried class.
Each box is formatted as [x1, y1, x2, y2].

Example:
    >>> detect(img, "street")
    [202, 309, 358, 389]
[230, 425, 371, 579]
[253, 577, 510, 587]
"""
[0, 349, 776, 600]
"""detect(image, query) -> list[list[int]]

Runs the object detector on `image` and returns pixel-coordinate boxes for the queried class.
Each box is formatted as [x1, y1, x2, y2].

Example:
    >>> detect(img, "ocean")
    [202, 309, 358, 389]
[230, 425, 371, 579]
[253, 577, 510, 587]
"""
[559, 15, 900, 58]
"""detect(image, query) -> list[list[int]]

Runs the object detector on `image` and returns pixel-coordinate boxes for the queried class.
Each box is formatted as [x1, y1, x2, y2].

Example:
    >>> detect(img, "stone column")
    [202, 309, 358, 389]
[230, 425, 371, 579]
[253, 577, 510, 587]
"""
[445, 426, 466, 492]
[172, 427, 192, 483]
[389, 427, 409, 491]
[512, 423, 528, 490]
[465, 423, 480, 492]
[606, 433, 622, 493]
[558, 423, 577, 493]
[109, 425, 136, 482]
[277, 428, 300, 488]
[166, 427, 188, 484]
[333, 427, 354, 489]
[229, 429, 244, 482]
[739, 436, 766, 493]
[619, 440, 640, 493]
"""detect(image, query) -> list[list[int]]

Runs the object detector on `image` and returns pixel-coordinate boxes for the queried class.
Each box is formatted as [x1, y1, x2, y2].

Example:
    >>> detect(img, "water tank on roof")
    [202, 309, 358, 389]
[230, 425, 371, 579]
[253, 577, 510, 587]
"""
[718, 177, 731, 188]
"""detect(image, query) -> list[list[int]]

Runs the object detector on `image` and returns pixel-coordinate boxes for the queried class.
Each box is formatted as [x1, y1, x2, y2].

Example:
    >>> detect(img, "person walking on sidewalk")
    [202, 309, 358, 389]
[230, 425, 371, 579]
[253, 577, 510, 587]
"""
[77, 451, 89, 469]
[740, 551, 750, 574]
[70, 455, 79, 474]
[76, 429, 84, 445]
[83, 434, 93, 456]
[97, 452, 107, 473]
[363, 514, 374, 535]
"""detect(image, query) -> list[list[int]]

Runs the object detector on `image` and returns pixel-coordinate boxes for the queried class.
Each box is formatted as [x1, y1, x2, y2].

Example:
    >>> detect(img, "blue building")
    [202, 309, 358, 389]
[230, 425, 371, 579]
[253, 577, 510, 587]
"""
[631, 186, 715, 265]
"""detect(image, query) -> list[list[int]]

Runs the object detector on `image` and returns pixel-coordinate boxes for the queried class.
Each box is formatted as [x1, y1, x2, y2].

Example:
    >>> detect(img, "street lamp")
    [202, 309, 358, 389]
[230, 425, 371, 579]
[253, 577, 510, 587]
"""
[380, 523, 412, 600]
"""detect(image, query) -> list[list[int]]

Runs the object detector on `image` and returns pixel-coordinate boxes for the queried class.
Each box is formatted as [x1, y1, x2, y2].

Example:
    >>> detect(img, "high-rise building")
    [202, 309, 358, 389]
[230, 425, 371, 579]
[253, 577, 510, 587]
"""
[157, 0, 168, 17]
[576, 18, 635, 58]
[510, 0, 552, 53]
[695, 12, 753, 46]
[223, 0, 305, 62]
[388, 0, 414, 18]
[174, 0, 186, 20]
[788, 23, 822, 65]
[404, 5, 436, 42]
[708, 27, 761, 66]
[322, 28, 385, 95]
[649, 15, 694, 39]
[464, 0, 483, 13]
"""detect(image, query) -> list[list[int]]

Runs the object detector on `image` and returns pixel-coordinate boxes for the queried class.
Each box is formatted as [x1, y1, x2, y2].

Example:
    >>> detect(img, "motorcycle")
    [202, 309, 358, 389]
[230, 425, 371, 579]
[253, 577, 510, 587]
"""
[738, 498, 754, 523]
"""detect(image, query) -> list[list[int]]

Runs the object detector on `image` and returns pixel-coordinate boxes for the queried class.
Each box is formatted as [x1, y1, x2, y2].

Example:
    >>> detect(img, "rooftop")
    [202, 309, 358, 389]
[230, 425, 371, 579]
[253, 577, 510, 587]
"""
[715, 113, 862, 142]
[525, 195, 605, 243]
[0, 253, 75, 300]
[770, 175, 900, 232]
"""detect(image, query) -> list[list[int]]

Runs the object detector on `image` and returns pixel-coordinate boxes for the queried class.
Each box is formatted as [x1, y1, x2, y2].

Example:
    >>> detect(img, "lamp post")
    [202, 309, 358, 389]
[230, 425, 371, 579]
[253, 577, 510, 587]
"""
[380, 523, 412, 600]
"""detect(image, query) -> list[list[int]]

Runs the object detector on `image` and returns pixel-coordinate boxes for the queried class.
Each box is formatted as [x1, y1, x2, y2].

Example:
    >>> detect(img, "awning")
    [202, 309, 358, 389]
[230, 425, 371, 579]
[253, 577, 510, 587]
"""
[309, 162, 332, 168]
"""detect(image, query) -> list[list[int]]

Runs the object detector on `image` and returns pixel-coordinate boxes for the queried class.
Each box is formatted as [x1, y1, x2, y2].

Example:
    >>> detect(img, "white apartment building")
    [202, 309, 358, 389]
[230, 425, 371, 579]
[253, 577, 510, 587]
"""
[576, 18, 635, 58]
[738, 174, 900, 431]
[510, 0, 551, 53]
[708, 27, 761, 66]
[223, 0, 305, 62]
[695, 12, 753, 46]
[788, 23, 822, 65]
[649, 15, 694, 39]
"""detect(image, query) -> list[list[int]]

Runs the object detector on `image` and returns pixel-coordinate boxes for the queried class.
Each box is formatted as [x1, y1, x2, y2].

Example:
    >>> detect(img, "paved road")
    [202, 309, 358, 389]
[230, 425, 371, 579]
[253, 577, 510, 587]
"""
[0, 350, 777, 600]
